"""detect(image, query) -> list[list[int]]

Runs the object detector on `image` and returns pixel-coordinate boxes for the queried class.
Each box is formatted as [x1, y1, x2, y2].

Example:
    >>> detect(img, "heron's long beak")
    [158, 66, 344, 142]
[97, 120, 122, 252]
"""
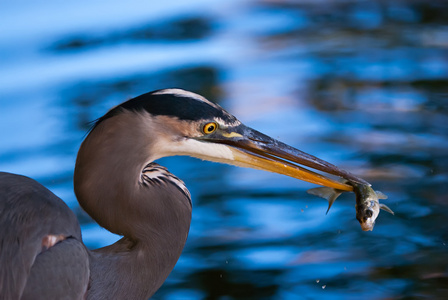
[204, 125, 369, 191]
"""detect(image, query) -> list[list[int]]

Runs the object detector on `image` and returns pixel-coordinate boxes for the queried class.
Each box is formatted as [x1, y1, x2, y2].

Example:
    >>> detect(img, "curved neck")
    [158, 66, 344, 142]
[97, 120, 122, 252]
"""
[74, 111, 192, 298]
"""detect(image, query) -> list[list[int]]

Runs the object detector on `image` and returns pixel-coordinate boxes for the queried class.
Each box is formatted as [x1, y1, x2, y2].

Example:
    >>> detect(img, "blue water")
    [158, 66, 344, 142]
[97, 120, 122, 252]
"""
[1, 0, 448, 299]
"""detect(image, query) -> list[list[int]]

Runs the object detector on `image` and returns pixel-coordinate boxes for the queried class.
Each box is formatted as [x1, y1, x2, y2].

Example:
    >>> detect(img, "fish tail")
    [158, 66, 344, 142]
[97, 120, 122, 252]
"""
[307, 187, 343, 214]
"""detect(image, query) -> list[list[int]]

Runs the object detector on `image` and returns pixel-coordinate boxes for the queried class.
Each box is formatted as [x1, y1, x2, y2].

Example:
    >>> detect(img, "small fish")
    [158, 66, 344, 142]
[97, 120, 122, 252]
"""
[352, 184, 394, 231]
[307, 183, 394, 231]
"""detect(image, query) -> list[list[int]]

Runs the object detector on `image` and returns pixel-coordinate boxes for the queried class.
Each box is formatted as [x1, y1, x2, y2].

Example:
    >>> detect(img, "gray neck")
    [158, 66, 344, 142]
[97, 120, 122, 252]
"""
[74, 110, 192, 299]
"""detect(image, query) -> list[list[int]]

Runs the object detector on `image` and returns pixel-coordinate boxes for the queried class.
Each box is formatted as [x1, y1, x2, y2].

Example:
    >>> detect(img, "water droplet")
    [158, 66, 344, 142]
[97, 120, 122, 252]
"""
[301, 209, 304, 212]
[322, 285, 326, 289]
[305, 205, 308, 208]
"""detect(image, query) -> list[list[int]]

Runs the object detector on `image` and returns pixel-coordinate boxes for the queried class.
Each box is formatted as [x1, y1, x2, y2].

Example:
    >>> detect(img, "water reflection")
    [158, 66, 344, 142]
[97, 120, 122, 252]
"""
[50, 15, 213, 52]
[1, 0, 448, 298]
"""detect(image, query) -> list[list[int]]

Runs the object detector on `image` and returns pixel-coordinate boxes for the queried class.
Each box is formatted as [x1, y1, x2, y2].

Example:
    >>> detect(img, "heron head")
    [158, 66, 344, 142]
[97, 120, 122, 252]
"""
[95, 88, 366, 190]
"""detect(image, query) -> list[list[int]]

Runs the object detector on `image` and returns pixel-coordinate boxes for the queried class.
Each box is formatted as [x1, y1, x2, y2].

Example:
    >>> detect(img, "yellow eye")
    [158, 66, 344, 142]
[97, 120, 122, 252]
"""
[203, 122, 217, 134]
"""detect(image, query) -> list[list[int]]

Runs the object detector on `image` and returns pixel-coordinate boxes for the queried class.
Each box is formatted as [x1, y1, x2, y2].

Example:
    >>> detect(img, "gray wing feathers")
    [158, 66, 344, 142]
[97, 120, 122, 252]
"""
[0, 172, 88, 299]
[21, 238, 89, 300]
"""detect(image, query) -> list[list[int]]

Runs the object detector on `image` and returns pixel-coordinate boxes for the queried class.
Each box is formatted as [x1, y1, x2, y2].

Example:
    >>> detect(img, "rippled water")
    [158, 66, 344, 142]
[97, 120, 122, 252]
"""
[1, 0, 448, 299]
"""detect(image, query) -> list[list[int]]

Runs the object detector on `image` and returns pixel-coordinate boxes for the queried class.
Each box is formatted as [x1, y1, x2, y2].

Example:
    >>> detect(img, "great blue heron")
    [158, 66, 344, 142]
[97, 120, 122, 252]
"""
[0, 89, 365, 299]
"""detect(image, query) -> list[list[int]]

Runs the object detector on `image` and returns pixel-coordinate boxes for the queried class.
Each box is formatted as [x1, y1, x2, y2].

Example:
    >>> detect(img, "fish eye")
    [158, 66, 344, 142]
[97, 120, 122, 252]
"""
[203, 122, 218, 134]
[365, 210, 373, 218]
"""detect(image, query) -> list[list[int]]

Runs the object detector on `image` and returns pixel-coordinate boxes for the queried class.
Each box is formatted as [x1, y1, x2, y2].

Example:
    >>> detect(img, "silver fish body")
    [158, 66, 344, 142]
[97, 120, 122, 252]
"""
[307, 183, 394, 231]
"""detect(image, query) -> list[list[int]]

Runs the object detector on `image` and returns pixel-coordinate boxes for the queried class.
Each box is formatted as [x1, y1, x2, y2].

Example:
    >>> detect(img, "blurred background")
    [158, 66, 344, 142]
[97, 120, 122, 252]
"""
[1, 0, 448, 299]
